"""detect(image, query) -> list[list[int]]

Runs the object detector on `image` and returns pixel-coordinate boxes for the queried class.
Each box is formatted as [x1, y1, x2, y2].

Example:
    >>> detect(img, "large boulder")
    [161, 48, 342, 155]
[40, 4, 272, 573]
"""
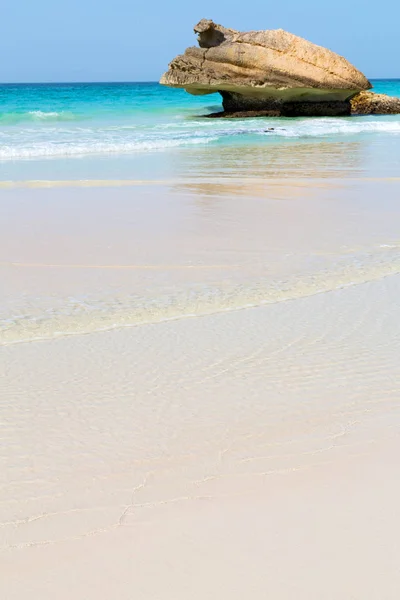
[160, 19, 372, 116]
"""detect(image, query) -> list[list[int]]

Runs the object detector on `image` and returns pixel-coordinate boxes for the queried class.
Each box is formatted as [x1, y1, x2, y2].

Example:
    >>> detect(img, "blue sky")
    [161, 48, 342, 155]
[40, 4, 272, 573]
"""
[1, 0, 399, 82]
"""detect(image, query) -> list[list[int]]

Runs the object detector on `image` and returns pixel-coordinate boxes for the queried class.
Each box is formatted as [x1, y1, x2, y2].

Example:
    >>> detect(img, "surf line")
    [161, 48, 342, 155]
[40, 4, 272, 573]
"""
[1, 261, 238, 270]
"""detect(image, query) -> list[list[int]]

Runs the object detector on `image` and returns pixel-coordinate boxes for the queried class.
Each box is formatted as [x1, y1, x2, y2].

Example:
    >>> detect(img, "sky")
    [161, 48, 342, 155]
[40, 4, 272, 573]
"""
[1, 0, 399, 82]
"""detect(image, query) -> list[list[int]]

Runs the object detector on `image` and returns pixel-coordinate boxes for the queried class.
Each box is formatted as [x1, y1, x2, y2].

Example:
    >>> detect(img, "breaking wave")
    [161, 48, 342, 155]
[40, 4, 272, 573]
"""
[0, 110, 80, 125]
[270, 117, 400, 137]
[0, 136, 218, 159]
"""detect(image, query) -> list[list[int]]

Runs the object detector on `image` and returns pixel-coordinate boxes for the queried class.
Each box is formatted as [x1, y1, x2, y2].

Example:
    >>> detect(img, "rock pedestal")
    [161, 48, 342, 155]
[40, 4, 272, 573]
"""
[161, 19, 372, 117]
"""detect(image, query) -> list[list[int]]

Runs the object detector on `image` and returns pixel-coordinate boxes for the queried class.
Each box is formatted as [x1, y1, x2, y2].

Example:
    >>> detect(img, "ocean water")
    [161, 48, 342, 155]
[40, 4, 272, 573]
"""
[1, 80, 400, 180]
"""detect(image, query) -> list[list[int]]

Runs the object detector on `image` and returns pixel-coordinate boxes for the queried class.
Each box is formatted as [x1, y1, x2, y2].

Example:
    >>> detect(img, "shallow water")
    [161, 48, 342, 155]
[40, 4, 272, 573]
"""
[1, 177, 400, 345]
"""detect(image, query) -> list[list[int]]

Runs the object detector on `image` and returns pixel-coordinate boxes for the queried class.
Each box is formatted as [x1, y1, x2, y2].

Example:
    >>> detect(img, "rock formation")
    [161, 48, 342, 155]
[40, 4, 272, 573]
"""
[350, 91, 400, 115]
[160, 19, 372, 117]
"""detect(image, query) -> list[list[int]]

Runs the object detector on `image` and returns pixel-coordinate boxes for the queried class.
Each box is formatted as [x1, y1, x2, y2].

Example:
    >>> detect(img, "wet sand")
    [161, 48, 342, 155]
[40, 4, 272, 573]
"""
[2, 276, 400, 598]
[1, 179, 400, 597]
[2, 178, 400, 344]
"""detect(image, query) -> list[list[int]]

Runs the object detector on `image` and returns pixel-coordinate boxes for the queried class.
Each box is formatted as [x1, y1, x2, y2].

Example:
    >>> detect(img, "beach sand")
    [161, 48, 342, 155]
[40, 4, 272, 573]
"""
[1, 179, 400, 597]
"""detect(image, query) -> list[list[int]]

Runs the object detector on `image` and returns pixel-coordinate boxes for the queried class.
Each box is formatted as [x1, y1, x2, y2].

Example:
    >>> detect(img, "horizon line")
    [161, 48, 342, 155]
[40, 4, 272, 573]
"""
[1, 78, 399, 85]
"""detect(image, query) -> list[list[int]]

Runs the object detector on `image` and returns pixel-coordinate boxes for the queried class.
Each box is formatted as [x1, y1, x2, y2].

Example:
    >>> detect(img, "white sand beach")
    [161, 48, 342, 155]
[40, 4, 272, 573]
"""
[1, 178, 400, 598]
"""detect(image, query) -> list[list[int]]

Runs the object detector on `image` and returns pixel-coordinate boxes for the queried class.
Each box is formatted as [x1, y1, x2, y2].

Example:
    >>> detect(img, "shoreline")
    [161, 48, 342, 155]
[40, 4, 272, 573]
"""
[1, 270, 400, 348]
[2, 179, 400, 346]
[2, 174, 400, 190]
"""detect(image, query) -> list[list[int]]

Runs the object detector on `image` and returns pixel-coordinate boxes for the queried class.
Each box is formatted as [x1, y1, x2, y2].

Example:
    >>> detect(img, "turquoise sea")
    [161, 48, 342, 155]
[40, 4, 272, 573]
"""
[1, 80, 400, 181]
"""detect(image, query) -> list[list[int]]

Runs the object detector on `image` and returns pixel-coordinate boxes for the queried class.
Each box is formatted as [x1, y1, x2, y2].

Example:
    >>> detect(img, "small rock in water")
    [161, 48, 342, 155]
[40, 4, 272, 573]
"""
[350, 91, 400, 115]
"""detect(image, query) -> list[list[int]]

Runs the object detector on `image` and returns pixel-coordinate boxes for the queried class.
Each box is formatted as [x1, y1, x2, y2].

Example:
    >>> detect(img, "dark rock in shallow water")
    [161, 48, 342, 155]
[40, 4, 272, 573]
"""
[282, 100, 350, 116]
[205, 101, 350, 118]
[219, 91, 351, 116]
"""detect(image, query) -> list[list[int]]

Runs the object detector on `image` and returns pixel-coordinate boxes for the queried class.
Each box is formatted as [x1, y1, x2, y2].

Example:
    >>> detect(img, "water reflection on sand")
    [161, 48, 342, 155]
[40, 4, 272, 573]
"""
[172, 139, 366, 181]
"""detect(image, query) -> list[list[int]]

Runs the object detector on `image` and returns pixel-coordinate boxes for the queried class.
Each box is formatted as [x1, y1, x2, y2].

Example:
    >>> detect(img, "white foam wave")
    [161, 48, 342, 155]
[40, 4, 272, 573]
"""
[28, 111, 62, 119]
[0, 136, 218, 159]
[160, 115, 400, 136]
[190, 118, 400, 139]
[268, 117, 400, 138]
[2, 115, 400, 161]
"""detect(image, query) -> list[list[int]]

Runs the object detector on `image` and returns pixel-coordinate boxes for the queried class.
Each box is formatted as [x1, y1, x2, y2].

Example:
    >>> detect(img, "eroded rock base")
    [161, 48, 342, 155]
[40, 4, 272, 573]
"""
[219, 91, 351, 117]
[205, 91, 400, 118]
[206, 91, 351, 117]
